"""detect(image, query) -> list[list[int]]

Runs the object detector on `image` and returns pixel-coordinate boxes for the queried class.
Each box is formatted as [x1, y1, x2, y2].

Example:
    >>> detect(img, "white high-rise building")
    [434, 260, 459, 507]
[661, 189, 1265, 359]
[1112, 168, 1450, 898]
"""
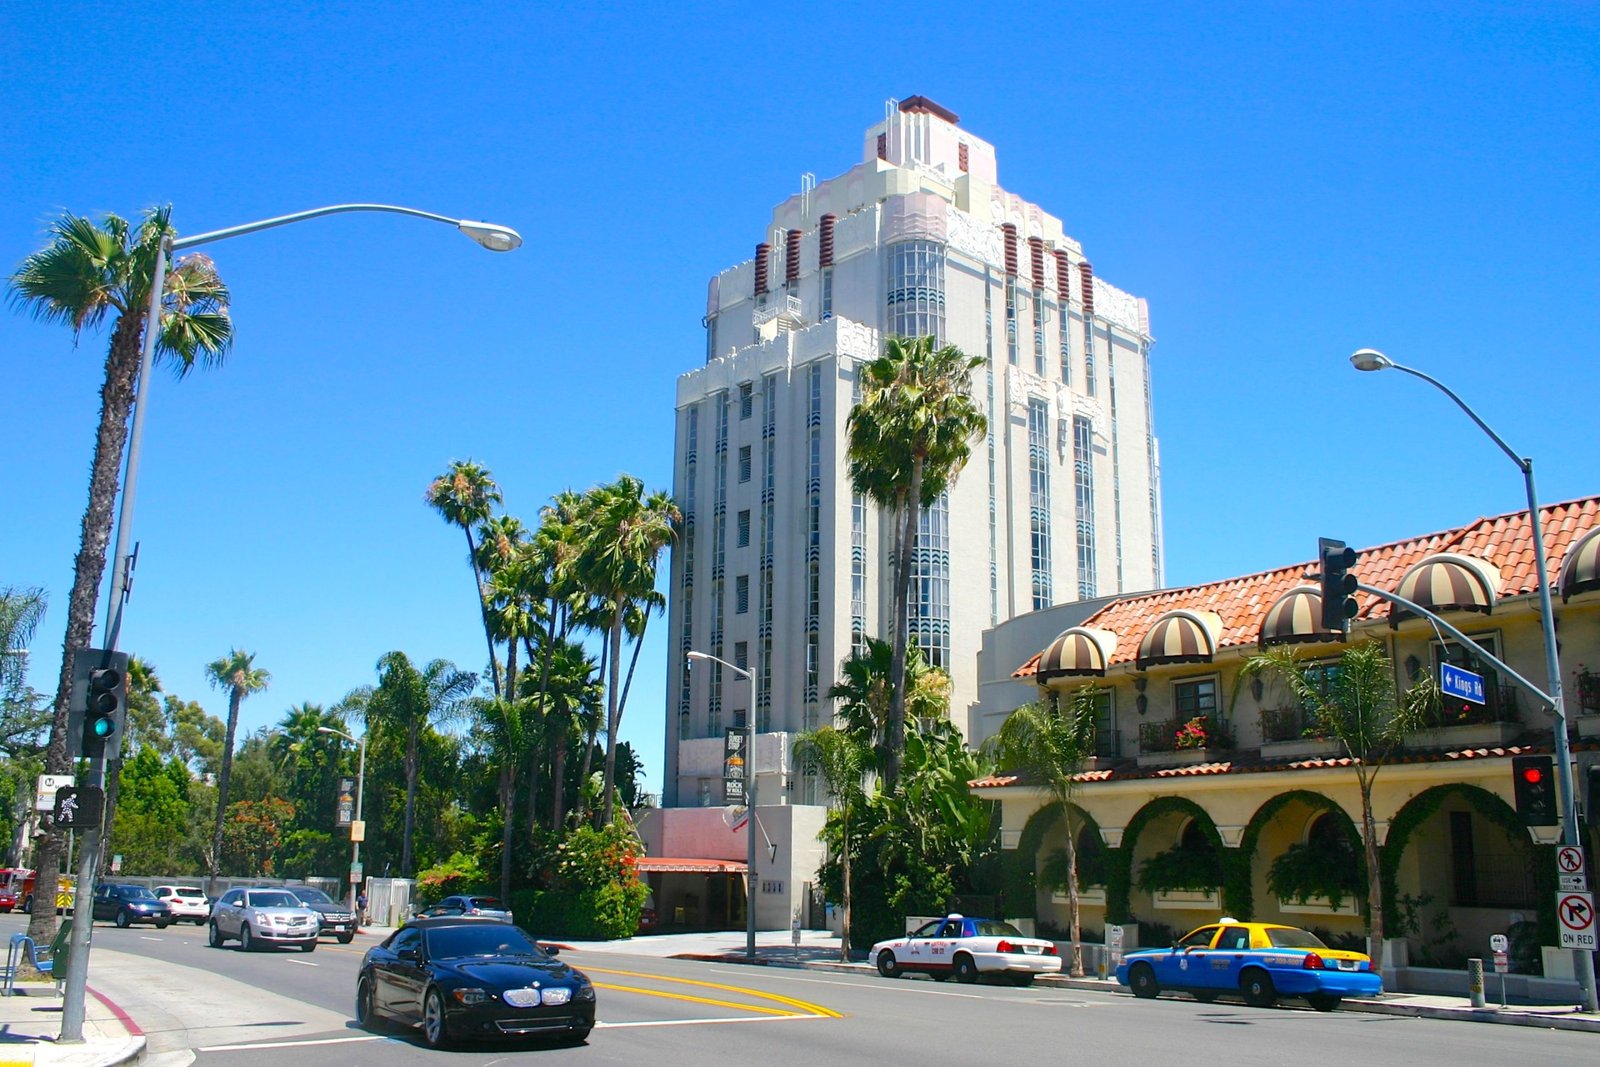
[662, 97, 1163, 813]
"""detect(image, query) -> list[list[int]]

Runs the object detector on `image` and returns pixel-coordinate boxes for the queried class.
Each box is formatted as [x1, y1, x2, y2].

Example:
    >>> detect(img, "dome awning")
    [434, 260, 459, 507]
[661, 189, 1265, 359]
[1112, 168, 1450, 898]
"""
[1259, 586, 1341, 647]
[1037, 627, 1118, 682]
[1138, 609, 1223, 667]
[1560, 527, 1600, 601]
[1393, 552, 1501, 615]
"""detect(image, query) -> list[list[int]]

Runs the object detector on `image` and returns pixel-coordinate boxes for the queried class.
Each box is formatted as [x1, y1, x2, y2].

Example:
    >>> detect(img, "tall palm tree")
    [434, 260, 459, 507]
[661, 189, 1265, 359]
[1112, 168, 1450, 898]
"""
[573, 475, 679, 825]
[792, 726, 869, 962]
[537, 637, 601, 830]
[988, 690, 1099, 976]
[1241, 641, 1434, 952]
[425, 461, 503, 696]
[270, 702, 347, 829]
[0, 586, 45, 702]
[205, 648, 270, 893]
[367, 651, 476, 874]
[846, 335, 985, 792]
[470, 694, 532, 900]
[9, 208, 231, 938]
[827, 637, 947, 773]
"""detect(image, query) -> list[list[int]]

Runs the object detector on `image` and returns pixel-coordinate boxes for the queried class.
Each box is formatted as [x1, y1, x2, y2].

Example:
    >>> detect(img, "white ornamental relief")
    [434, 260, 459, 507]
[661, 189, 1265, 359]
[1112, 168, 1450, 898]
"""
[1093, 278, 1143, 334]
[834, 318, 879, 364]
[947, 208, 1001, 267]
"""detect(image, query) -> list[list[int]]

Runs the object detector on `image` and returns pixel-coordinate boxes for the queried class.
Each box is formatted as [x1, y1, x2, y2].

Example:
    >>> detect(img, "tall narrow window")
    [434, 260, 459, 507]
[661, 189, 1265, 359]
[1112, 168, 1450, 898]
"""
[757, 373, 777, 732]
[886, 240, 946, 342]
[1028, 398, 1053, 609]
[677, 406, 699, 736]
[739, 382, 753, 420]
[736, 575, 750, 614]
[739, 445, 752, 483]
[909, 493, 952, 669]
[737, 509, 750, 547]
[1074, 414, 1097, 598]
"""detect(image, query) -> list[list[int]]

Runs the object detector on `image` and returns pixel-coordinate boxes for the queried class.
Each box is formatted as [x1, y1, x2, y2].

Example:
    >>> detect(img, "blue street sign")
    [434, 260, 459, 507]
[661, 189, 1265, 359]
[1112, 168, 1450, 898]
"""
[1441, 662, 1487, 705]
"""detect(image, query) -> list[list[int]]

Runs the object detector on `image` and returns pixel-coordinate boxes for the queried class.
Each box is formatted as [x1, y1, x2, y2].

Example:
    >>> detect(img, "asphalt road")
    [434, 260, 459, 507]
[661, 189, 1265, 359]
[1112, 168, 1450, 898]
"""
[18, 913, 1594, 1065]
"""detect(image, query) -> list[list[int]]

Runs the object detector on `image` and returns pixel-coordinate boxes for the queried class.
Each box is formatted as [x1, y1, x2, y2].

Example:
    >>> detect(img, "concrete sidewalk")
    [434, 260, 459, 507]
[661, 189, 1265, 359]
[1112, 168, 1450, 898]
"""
[0, 983, 144, 1067]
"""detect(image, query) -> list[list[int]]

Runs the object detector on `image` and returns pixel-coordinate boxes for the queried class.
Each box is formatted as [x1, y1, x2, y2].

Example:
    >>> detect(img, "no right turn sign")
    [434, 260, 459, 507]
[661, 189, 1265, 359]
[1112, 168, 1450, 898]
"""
[1557, 891, 1596, 950]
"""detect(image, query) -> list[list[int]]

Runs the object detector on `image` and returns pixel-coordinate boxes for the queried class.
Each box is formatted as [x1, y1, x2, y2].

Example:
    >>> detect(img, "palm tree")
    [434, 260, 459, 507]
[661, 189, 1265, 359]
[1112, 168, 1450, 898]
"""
[471, 694, 533, 900]
[9, 208, 231, 937]
[425, 461, 503, 695]
[846, 335, 985, 792]
[827, 637, 948, 773]
[792, 726, 869, 962]
[1241, 641, 1433, 954]
[367, 651, 476, 874]
[988, 690, 1100, 976]
[0, 586, 45, 701]
[537, 637, 601, 829]
[573, 476, 679, 825]
[205, 648, 270, 893]
[270, 702, 347, 829]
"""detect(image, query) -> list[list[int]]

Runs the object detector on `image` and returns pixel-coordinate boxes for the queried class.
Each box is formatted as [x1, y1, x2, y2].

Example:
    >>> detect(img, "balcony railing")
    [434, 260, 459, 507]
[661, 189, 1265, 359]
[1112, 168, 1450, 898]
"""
[1093, 728, 1121, 759]
[1421, 683, 1520, 728]
[1260, 706, 1326, 744]
[1138, 715, 1232, 753]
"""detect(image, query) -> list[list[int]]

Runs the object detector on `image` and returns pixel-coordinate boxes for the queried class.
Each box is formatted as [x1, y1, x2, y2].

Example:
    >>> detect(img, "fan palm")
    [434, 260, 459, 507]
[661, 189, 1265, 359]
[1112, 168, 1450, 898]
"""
[846, 335, 985, 791]
[204, 648, 270, 893]
[425, 461, 504, 696]
[471, 694, 534, 900]
[9, 208, 231, 939]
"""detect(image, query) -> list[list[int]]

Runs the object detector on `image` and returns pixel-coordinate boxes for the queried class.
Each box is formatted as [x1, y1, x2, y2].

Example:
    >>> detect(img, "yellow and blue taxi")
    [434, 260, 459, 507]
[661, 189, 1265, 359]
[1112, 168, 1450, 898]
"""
[1114, 919, 1381, 1011]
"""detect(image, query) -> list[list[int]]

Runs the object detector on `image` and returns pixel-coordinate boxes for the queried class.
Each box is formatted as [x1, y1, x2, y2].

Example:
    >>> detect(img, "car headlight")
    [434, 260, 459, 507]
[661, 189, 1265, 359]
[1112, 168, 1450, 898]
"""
[540, 987, 572, 1006]
[451, 988, 489, 1005]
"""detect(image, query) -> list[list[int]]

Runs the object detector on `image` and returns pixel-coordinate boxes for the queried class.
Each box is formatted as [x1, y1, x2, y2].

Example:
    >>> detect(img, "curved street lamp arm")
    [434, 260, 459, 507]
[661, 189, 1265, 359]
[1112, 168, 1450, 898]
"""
[173, 203, 462, 250]
[1383, 360, 1527, 472]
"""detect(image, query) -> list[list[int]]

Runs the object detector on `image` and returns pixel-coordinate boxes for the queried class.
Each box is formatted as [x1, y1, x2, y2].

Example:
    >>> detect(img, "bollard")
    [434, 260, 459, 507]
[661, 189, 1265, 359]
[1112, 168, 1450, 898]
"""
[1467, 958, 1486, 1008]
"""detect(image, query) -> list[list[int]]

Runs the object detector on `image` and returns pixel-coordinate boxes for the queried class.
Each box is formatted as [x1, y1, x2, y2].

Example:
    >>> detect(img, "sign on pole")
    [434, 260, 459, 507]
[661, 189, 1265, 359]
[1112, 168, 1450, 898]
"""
[1557, 891, 1596, 950]
[1557, 846, 1588, 892]
[335, 778, 356, 827]
[1489, 933, 1508, 952]
[722, 727, 747, 804]
[35, 774, 73, 811]
[1440, 663, 1486, 705]
[350, 862, 364, 885]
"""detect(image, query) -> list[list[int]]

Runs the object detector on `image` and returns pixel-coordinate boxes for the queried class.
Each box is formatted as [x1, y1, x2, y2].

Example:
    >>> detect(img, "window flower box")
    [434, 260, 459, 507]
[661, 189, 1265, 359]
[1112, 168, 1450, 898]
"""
[1404, 721, 1521, 749]
[1152, 888, 1220, 910]
[1050, 886, 1107, 907]
[1278, 895, 1360, 917]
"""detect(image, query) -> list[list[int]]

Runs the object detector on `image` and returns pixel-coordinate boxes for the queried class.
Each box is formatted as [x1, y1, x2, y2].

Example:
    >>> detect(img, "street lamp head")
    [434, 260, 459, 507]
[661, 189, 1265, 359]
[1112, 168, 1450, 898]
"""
[686, 651, 708, 664]
[457, 220, 523, 252]
[1350, 348, 1393, 372]
[316, 725, 353, 742]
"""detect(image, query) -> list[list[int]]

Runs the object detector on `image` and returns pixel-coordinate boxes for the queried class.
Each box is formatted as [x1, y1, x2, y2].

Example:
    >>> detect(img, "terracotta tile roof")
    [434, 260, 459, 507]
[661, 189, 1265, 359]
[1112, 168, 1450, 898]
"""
[1013, 495, 1600, 679]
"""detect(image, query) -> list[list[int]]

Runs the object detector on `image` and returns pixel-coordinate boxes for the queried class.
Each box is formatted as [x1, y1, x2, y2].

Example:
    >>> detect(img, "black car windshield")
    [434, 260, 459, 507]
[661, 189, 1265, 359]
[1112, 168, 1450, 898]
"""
[291, 887, 334, 905]
[426, 924, 539, 959]
[468, 897, 506, 909]
[970, 920, 1024, 937]
[1266, 927, 1330, 950]
[245, 891, 299, 908]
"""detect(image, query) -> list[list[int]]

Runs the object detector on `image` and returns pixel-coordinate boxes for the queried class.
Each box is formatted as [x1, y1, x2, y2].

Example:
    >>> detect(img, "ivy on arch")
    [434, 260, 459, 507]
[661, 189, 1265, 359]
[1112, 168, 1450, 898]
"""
[1002, 800, 1105, 921]
[1108, 795, 1225, 924]
[1235, 789, 1366, 922]
[1381, 782, 1555, 947]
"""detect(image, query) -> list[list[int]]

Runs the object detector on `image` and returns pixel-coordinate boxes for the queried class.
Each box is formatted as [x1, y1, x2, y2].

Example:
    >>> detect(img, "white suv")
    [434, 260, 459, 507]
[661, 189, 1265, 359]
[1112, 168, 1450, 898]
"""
[153, 885, 210, 925]
[209, 887, 320, 952]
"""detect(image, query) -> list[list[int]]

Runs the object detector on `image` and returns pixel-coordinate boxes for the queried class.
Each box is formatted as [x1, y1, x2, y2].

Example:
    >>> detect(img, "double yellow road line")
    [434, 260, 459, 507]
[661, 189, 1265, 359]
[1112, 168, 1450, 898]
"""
[585, 966, 843, 1018]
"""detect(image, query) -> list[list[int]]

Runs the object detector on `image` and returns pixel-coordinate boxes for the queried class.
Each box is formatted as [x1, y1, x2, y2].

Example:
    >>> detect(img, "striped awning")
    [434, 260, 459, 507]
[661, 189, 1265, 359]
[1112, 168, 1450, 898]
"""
[1560, 527, 1600, 601]
[635, 857, 748, 874]
[1393, 553, 1500, 615]
[1037, 627, 1118, 682]
[1138, 609, 1222, 667]
[1259, 586, 1341, 647]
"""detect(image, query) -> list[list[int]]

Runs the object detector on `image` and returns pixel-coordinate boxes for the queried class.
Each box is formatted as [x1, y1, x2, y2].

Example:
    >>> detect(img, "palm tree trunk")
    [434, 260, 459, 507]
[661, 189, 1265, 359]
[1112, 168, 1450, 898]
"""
[551, 728, 568, 830]
[885, 464, 923, 793]
[575, 638, 609, 825]
[209, 690, 244, 895]
[402, 722, 420, 875]
[30, 312, 144, 946]
[1360, 773, 1385, 957]
[840, 806, 852, 963]
[499, 765, 514, 901]
[600, 611, 623, 825]
[463, 526, 501, 699]
[1064, 812, 1084, 977]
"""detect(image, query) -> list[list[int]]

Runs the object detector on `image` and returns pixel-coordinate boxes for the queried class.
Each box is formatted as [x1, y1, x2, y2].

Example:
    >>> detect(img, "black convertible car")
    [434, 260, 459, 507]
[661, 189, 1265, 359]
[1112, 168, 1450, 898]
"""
[355, 916, 595, 1047]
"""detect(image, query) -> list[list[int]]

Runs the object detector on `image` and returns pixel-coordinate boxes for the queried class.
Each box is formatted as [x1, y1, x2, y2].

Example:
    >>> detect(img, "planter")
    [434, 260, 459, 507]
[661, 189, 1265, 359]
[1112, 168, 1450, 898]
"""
[1152, 888, 1220, 910]
[1404, 721, 1521, 749]
[1050, 887, 1107, 907]
[1137, 748, 1226, 769]
[1259, 738, 1342, 761]
[1576, 715, 1600, 740]
[1277, 894, 1360, 917]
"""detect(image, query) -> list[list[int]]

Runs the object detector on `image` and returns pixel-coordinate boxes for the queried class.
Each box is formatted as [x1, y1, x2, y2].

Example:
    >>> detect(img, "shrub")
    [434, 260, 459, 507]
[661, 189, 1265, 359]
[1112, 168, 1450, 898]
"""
[511, 823, 648, 940]
[415, 852, 487, 902]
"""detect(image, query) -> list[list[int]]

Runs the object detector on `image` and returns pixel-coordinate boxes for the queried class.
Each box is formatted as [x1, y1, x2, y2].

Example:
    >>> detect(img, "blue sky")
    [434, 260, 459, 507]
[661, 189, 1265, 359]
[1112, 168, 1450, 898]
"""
[4, 3, 1597, 793]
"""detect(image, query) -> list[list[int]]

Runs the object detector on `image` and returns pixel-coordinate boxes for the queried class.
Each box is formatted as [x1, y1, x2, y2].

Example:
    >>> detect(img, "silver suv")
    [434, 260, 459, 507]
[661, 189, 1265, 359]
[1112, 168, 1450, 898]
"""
[209, 887, 320, 952]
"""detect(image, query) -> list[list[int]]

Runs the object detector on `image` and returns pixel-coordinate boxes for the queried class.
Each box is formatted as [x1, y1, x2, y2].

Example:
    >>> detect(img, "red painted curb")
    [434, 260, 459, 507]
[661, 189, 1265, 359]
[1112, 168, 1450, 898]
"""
[86, 985, 143, 1037]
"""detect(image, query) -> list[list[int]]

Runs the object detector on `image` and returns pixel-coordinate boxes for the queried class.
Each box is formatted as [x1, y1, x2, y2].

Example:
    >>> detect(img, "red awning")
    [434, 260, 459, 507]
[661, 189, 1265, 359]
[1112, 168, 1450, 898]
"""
[635, 857, 748, 874]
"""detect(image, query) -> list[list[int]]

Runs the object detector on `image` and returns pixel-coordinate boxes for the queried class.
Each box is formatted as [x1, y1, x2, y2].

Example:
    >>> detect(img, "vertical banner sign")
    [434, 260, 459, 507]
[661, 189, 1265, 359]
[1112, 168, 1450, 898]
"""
[723, 728, 747, 804]
[336, 778, 357, 828]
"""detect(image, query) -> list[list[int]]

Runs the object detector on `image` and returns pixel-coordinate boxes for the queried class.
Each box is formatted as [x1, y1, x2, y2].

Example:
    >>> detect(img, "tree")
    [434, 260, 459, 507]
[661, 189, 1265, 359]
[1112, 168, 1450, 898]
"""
[270, 702, 347, 833]
[827, 637, 950, 775]
[366, 651, 476, 875]
[1241, 641, 1434, 953]
[536, 637, 601, 830]
[469, 694, 532, 900]
[205, 648, 270, 893]
[988, 690, 1100, 976]
[8, 208, 231, 942]
[573, 475, 679, 825]
[425, 461, 503, 696]
[99, 655, 163, 876]
[793, 726, 869, 962]
[846, 335, 985, 792]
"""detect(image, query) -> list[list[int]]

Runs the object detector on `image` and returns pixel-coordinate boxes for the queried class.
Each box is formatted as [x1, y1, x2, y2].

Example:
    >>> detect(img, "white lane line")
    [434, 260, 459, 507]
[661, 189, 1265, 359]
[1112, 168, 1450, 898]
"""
[286, 958, 319, 967]
[198, 1035, 389, 1052]
[596, 1015, 826, 1029]
[140, 936, 163, 941]
[704, 968, 985, 998]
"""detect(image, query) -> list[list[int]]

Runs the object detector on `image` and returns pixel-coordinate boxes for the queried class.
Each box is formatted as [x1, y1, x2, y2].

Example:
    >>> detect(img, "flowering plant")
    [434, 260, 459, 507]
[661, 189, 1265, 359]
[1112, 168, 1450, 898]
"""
[1174, 716, 1210, 749]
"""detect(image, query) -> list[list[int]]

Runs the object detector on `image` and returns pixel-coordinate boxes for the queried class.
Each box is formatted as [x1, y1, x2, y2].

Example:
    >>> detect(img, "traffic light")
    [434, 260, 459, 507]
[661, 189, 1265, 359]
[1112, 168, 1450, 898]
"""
[1511, 754, 1558, 826]
[69, 648, 129, 760]
[1318, 537, 1359, 632]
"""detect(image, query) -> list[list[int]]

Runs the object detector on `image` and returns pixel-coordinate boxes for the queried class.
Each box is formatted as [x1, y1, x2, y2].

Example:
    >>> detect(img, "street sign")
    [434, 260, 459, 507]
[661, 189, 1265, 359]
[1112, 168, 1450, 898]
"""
[1440, 663, 1486, 705]
[111, 854, 122, 873]
[1557, 891, 1596, 950]
[53, 786, 103, 830]
[1489, 933, 1508, 952]
[1558, 845, 1589, 891]
[349, 862, 364, 885]
[350, 819, 366, 843]
[722, 728, 747, 804]
[1493, 950, 1509, 974]
[35, 774, 73, 811]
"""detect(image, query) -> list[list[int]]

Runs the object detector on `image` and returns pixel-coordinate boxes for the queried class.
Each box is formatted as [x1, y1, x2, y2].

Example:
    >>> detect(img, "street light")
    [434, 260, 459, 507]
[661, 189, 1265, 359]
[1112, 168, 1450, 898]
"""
[318, 725, 368, 920]
[1352, 347, 1598, 1013]
[686, 650, 757, 962]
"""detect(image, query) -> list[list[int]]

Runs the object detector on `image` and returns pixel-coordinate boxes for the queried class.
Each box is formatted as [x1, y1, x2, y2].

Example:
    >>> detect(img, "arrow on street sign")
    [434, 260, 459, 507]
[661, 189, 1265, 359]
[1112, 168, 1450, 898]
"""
[1557, 891, 1596, 950]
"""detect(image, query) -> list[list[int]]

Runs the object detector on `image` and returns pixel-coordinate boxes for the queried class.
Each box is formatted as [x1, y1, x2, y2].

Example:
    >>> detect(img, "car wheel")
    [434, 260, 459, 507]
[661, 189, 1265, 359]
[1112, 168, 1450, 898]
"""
[564, 1025, 593, 1045]
[1306, 994, 1341, 1012]
[338, 933, 355, 945]
[1129, 963, 1160, 999]
[355, 975, 379, 1029]
[301, 940, 317, 953]
[21, 895, 31, 914]
[156, 919, 171, 929]
[1240, 969, 1277, 1008]
[208, 922, 225, 947]
[240, 925, 255, 952]
[953, 954, 979, 984]
[876, 950, 901, 979]
[1192, 990, 1219, 1003]
[421, 988, 450, 1049]
[115, 911, 131, 929]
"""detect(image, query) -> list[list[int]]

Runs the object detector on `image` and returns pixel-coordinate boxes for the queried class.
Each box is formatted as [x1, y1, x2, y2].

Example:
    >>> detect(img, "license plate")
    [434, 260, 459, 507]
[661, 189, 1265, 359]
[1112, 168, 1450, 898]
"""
[1022, 945, 1041, 955]
[1337, 960, 1356, 970]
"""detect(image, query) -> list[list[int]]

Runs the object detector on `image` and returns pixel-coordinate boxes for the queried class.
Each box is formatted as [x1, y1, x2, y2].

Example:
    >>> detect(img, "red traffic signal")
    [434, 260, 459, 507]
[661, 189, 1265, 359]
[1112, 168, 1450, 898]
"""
[1511, 754, 1558, 826]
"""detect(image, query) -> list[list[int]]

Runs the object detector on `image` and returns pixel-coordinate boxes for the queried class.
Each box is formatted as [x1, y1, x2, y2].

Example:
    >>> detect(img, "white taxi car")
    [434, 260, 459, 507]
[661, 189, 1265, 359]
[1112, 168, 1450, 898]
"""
[153, 884, 210, 925]
[870, 914, 1062, 985]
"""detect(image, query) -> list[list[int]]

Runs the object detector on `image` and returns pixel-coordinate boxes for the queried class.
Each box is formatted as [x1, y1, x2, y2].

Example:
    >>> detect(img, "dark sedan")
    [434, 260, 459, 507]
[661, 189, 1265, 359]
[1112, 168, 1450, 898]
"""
[93, 883, 172, 929]
[356, 916, 595, 1048]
